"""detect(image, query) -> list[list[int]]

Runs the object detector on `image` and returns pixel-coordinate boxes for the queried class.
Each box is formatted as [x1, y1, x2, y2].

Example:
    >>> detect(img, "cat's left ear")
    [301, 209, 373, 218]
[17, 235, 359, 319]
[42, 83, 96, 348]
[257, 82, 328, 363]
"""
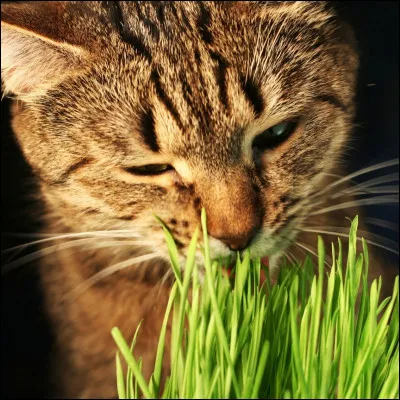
[1, 1, 90, 99]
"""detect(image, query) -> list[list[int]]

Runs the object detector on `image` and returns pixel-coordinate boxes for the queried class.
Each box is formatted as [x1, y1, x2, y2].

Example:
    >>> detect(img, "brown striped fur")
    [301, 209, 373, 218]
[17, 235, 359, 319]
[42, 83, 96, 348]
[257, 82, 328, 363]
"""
[1, 1, 395, 398]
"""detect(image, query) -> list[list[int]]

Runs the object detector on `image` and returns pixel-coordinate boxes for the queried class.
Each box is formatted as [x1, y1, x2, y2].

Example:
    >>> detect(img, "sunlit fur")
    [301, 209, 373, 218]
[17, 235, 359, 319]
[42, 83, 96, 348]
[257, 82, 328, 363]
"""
[1, 1, 396, 398]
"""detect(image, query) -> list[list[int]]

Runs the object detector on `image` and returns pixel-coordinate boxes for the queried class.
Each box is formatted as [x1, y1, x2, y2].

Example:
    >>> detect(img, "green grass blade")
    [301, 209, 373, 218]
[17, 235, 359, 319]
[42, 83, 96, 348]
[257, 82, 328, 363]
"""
[112, 214, 398, 400]
[116, 352, 126, 399]
[152, 283, 178, 396]
[111, 327, 152, 399]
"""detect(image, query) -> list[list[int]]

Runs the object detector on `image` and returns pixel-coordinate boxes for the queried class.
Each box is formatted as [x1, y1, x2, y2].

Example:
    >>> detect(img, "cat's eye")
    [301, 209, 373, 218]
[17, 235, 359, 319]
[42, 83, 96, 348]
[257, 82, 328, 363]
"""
[125, 164, 173, 176]
[252, 120, 297, 149]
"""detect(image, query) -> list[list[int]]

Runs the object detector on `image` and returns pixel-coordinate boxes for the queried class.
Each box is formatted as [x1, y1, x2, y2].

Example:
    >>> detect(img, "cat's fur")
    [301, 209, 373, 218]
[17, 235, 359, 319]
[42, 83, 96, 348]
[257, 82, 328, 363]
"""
[1, 1, 396, 398]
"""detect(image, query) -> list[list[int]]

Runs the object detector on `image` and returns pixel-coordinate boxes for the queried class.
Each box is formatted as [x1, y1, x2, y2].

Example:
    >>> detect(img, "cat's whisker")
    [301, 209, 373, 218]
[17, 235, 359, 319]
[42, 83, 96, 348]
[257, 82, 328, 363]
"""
[308, 158, 399, 201]
[2, 238, 99, 274]
[300, 225, 398, 249]
[274, 233, 307, 266]
[278, 251, 290, 268]
[290, 241, 308, 260]
[322, 172, 348, 179]
[309, 194, 399, 216]
[329, 173, 399, 199]
[299, 227, 399, 255]
[364, 217, 399, 232]
[64, 253, 159, 301]
[2, 229, 144, 241]
[339, 185, 399, 195]
[321, 172, 364, 191]
[308, 186, 397, 209]
[1, 238, 153, 275]
[292, 241, 332, 268]
[283, 250, 296, 265]
[160, 268, 173, 287]
[79, 240, 155, 252]
[287, 249, 300, 264]
[304, 184, 399, 213]
[156, 268, 175, 299]
[1, 230, 145, 255]
[2, 245, 27, 265]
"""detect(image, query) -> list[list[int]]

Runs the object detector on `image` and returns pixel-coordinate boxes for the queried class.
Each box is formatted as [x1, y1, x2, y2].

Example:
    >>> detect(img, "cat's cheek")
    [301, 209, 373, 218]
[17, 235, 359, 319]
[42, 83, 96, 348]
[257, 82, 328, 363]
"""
[247, 229, 293, 261]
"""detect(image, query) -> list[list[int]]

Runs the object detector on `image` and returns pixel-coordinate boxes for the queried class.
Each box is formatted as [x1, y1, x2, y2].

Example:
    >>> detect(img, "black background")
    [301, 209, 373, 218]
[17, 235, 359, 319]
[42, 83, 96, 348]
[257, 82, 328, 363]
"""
[1, 2, 399, 398]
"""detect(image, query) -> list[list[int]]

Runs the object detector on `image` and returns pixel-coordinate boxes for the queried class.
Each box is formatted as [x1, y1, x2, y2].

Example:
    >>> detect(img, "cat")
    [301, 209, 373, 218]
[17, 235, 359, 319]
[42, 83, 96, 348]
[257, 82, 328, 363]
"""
[1, 1, 398, 398]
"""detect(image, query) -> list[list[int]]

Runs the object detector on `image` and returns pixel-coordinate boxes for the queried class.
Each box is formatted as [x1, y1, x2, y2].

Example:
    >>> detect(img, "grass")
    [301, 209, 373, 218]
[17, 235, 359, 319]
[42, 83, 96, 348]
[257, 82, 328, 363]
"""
[111, 210, 399, 399]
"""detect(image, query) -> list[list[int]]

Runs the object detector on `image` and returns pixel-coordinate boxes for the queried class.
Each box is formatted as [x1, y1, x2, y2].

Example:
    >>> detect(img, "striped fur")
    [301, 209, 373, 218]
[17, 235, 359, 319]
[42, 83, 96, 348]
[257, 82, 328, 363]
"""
[1, 1, 363, 397]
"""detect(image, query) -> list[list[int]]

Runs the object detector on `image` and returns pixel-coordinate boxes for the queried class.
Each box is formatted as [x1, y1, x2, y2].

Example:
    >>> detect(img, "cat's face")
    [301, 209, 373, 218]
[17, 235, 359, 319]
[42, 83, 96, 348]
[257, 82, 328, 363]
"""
[1, 1, 358, 270]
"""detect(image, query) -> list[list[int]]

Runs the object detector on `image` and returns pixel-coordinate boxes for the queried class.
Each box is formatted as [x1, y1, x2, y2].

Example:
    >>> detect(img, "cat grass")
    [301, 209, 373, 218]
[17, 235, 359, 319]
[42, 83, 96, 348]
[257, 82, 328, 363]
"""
[111, 211, 399, 399]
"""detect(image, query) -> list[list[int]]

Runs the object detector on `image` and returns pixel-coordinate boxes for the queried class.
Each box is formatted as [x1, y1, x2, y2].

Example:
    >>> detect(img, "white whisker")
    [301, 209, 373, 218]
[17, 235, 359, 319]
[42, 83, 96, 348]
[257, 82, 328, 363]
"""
[300, 225, 398, 249]
[364, 217, 399, 232]
[346, 186, 399, 195]
[287, 250, 300, 264]
[291, 242, 308, 259]
[2, 229, 143, 240]
[293, 241, 331, 268]
[310, 195, 398, 216]
[299, 227, 399, 255]
[65, 253, 159, 301]
[279, 251, 289, 268]
[283, 250, 296, 265]
[2, 230, 144, 254]
[1, 238, 152, 274]
[310, 187, 399, 212]
[2, 245, 26, 264]
[157, 268, 174, 295]
[310, 158, 399, 200]
[330, 173, 399, 199]
[322, 172, 359, 187]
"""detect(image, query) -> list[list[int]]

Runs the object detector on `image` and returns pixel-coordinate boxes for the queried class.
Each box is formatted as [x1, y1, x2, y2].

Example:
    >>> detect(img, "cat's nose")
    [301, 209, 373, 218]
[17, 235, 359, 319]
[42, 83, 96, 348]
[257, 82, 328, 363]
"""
[220, 234, 254, 251]
[208, 213, 261, 251]
[199, 168, 262, 252]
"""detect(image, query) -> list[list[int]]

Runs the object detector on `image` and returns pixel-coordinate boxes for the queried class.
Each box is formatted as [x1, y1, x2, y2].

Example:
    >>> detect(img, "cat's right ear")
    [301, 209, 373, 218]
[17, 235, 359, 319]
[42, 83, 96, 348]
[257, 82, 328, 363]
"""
[1, 1, 89, 100]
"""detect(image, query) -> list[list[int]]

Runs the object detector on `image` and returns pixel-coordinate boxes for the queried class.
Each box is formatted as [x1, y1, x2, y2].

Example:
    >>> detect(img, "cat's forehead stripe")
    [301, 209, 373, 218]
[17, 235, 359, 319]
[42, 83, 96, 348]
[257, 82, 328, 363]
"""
[153, 2, 165, 25]
[102, 0, 153, 62]
[210, 51, 230, 112]
[133, 2, 160, 41]
[239, 75, 265, 118]
[197, 2, 213, 45]
[138, 108, 159, 153]
[151, 70, 184, 132]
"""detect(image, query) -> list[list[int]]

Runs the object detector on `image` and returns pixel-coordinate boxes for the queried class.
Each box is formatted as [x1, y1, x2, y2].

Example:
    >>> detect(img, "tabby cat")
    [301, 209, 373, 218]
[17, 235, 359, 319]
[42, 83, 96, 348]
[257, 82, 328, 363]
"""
[1, 1, 397, 398]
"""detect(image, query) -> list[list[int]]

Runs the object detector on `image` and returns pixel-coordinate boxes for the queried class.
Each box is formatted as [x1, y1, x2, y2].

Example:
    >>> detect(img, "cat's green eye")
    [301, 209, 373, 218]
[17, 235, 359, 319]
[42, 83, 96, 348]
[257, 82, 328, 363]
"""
[125, 164, 173, 176]
[253, 120, 297, 149]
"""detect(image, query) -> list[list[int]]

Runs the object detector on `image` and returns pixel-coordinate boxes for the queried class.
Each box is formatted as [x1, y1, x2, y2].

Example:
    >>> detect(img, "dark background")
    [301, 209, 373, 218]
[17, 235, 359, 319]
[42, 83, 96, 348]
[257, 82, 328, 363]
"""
[1, 2, 399, 398]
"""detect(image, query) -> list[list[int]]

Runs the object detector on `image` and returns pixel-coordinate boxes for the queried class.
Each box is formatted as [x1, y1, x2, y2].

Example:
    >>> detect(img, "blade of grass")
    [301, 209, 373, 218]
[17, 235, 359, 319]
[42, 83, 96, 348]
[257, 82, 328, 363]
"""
[111, 327, 152, 399]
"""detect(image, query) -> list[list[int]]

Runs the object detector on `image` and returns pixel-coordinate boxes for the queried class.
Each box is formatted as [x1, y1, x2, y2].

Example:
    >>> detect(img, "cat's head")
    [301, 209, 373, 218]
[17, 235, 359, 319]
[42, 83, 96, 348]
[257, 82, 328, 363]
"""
[1, 1, 358, 270]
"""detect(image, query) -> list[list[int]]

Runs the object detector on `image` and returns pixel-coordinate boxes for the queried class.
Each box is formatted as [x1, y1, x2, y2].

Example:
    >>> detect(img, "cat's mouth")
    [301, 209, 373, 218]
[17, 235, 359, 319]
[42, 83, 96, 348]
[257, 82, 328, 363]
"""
[222, 256, 269, 284]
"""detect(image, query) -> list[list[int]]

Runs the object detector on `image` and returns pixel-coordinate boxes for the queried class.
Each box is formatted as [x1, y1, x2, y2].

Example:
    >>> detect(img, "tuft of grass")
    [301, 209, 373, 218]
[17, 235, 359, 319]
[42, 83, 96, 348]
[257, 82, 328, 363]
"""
[111, 211, 399, 399]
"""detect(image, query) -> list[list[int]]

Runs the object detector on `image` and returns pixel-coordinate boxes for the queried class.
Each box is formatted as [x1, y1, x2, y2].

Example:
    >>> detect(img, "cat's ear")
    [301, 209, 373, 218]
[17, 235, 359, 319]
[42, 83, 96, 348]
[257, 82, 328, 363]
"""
[1, 1, 89, 99]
